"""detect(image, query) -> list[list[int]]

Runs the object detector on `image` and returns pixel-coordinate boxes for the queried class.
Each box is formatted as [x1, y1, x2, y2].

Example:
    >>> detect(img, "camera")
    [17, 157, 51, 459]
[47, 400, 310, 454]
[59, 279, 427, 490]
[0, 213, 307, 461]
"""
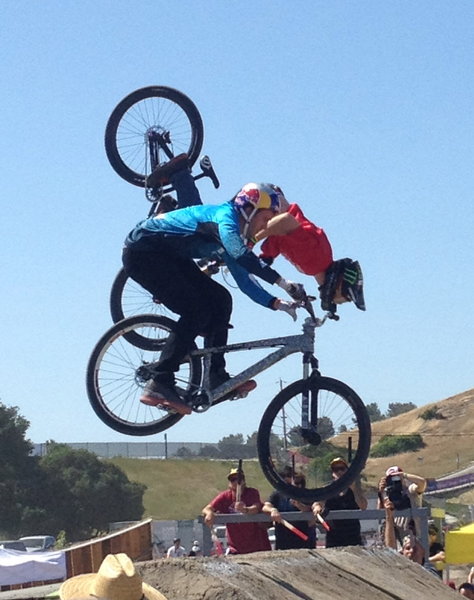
[384, 474, 410, 510]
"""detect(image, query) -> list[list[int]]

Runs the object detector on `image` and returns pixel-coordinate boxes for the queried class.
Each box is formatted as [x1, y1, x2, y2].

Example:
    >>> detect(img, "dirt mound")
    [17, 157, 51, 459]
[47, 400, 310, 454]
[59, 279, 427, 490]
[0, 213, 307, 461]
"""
[137, 547, 455, 600]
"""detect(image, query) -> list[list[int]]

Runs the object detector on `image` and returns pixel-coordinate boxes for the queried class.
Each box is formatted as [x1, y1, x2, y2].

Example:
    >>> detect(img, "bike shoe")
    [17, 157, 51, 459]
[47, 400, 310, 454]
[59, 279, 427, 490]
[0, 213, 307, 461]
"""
[145, 153, 189, 188]
[140, 379, 192, 415]
[232, 379, 257, 399]
[209, 369, 257, 400]
[209, 368, 231, 389]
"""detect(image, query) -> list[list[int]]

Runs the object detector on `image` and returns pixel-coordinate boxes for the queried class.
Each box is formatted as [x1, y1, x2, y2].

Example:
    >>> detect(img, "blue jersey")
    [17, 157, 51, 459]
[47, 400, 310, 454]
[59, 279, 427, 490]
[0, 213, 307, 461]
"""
[124, 202, 281, 308]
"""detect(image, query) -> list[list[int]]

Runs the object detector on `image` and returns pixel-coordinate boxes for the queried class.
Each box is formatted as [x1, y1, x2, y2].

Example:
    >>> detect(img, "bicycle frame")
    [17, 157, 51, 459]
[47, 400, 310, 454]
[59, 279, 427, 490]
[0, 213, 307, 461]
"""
[187, 315, 327, 409]
[145, 134, 219, 211]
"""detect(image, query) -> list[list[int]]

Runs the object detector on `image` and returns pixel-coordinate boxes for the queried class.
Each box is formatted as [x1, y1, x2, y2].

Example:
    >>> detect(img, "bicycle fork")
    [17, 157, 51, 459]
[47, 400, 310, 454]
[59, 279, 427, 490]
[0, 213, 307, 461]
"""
[300, 352, 323, 445]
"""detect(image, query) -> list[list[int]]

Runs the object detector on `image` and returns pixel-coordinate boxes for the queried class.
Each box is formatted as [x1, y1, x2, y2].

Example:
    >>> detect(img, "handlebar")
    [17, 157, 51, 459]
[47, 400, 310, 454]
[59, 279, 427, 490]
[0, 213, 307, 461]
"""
[301, 294, 339, 323]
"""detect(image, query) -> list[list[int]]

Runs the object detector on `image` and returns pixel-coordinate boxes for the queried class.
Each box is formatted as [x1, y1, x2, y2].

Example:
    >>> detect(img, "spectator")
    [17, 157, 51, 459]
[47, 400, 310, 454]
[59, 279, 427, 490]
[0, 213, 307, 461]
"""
[202, 467, 271, 555]
[459, 583, 474, 599]
[383, 497, 424, 564]
[312, 457, 367, 548]
[263, 470, 314, 549]
[188, 540, 202, 557]
[377, 465, 427, 541]
[59, 553, 168, 600]
[458, 570, 474, 598]
[383, 496, 440, 577]
[428, 524, 445, 578]
[166, 537, 186, 558]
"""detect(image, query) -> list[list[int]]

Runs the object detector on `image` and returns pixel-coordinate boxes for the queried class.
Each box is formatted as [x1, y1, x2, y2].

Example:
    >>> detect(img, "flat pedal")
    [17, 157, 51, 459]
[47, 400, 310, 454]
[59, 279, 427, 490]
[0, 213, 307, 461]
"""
[199, 155, 220, 189]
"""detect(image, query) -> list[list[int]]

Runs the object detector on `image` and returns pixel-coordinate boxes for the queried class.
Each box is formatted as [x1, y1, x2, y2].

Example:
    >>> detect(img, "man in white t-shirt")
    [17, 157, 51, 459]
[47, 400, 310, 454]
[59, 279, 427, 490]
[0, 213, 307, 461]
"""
[166, 537, 186, 558]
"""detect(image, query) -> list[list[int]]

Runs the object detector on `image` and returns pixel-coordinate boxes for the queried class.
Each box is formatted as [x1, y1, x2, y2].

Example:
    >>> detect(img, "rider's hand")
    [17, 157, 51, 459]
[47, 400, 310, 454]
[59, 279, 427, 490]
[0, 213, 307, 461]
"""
[277, 278, 307, 302]
[274, 299, 298, 321]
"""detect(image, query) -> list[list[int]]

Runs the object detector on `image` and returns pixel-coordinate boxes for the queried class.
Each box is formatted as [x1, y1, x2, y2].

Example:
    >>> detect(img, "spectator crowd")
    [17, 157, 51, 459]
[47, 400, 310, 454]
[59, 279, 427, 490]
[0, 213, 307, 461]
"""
[153, 460, 472, 594]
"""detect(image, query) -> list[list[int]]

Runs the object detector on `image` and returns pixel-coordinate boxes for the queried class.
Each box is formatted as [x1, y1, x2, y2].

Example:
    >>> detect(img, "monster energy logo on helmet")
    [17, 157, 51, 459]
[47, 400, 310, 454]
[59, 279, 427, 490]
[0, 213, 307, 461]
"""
[320, 258, 366, 313]
[343, 265, 359, 285]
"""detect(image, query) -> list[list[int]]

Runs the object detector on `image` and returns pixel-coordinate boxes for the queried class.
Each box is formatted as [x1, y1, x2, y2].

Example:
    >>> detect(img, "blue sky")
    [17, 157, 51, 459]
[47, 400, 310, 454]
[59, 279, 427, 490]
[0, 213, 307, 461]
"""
[1, 1, 473, 445]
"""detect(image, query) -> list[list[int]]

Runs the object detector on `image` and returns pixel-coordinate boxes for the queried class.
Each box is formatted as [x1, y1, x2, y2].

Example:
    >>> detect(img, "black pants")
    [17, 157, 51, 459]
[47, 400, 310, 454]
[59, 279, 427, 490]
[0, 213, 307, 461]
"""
[122, 243, 232, 377]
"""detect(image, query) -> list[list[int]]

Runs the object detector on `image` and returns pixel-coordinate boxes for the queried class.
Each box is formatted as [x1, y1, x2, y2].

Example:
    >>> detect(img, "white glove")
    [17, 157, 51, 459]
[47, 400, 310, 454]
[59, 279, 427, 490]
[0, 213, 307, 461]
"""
[277, 278, 307, 302]
[275, 299, 298, 321]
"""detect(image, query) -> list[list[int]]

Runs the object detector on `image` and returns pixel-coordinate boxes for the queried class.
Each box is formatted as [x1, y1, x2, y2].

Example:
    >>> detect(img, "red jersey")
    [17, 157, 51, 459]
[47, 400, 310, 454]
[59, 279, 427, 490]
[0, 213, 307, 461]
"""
[210, 487, 271, 554]
[260, 203, 333, 275]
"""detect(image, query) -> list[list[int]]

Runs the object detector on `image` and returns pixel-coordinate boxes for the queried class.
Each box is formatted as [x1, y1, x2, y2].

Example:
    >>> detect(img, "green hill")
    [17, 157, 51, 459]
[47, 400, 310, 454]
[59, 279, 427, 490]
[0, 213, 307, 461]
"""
[109, 458, 275, 520]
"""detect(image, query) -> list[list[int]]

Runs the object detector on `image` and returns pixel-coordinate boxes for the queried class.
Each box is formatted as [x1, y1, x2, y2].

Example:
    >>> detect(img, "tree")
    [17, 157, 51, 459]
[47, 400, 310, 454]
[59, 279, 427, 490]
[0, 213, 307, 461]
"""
[386, 402, 417, 418]
[217, 433, 245, 459]
[198, 444, 221, 458]
[175, 446, 194, 458]
[366, 402, 385, 422]
[39, 443, 146, 540]
[317, 416, 335, 440]
[287, 426, 304, 447]
[370, 434, 425, 457]
[243, 432, 258, 458]
[0, 403, 40, 536]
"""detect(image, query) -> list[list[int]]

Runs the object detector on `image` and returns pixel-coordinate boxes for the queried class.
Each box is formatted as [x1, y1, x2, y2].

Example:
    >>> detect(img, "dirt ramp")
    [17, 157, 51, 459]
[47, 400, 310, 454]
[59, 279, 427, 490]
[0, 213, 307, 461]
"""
[137, 547, 455, 600]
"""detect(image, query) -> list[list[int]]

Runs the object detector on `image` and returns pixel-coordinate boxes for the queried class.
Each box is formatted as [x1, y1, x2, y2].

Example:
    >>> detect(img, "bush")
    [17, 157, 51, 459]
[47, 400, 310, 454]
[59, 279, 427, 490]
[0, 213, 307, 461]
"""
[419, 406, 445, 420]
[370, 434, 425, 457]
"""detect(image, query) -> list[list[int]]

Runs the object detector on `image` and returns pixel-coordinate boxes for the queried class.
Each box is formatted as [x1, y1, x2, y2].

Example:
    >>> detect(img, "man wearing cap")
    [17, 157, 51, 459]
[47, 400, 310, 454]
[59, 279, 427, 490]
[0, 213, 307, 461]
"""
[166, 537, 186, 558]
[188, 540, 202, 557]
[312, 457, 367, 548]
[263, 469, 314, 550]
[377, 465, 426, 540]
[202, 467, 271, 554]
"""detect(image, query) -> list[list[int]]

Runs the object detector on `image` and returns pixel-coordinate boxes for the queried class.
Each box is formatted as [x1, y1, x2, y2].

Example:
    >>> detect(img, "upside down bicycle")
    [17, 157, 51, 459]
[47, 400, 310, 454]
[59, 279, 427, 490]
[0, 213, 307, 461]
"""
[86, 296, 371, 502]
[105, 85, 222, 343]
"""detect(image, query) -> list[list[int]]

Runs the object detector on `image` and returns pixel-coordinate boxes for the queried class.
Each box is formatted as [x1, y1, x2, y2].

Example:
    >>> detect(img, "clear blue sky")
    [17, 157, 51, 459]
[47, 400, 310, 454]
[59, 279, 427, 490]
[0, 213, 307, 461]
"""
[2, 1, 473, 445]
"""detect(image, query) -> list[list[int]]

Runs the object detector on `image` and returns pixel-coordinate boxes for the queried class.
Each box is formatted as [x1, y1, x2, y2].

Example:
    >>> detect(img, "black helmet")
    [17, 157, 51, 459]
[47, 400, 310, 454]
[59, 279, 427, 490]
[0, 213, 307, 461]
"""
[320, 258, 366, 313]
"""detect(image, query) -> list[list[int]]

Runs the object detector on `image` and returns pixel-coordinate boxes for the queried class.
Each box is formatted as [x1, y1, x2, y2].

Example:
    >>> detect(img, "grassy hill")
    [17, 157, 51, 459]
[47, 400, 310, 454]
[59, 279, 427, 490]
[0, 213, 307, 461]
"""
[110, 388, 474, 520]
[362, 387, 474, 487]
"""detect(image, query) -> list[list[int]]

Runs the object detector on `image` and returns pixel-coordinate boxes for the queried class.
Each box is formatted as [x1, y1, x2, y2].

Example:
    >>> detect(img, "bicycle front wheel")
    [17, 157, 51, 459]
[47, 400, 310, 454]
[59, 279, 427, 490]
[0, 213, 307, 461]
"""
[105, 86, 204, 187]
[257, 376, 371, 502]
[86, 315, 202, 436]
[110, 268, 173, 346]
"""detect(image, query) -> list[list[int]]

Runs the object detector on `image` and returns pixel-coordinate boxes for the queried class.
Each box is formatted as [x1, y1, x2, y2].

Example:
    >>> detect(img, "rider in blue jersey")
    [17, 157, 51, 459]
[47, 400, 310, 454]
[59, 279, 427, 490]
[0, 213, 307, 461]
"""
[122, 156, 305, 414]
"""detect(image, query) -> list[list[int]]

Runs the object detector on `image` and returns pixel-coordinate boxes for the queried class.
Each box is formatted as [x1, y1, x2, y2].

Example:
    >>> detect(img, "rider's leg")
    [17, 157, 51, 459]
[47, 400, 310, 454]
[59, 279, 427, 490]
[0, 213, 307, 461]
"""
[123, 245, 226, 377]
[170, 168, 202, 208]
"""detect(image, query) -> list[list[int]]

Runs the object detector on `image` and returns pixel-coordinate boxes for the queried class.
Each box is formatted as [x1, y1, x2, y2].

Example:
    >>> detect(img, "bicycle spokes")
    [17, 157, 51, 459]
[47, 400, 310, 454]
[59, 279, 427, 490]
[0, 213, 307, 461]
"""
[257, 377, 371, 501]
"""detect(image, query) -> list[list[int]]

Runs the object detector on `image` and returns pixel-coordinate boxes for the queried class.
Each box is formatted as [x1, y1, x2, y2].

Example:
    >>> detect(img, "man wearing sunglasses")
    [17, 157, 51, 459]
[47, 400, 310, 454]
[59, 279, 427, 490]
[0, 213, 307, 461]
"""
[202, 468, 271, 555]
[312, 457, 367, 548]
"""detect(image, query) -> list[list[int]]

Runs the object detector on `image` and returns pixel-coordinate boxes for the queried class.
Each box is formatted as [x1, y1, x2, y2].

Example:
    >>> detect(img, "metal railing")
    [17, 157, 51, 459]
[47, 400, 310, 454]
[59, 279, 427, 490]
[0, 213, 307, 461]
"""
[199, 507, 430, 558]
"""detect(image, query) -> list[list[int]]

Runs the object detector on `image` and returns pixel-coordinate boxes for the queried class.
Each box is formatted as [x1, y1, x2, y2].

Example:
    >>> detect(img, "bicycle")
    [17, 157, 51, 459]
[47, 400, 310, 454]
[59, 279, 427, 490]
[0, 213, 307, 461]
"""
[105, 85, 221, 345]
[86, 299, 371, 502]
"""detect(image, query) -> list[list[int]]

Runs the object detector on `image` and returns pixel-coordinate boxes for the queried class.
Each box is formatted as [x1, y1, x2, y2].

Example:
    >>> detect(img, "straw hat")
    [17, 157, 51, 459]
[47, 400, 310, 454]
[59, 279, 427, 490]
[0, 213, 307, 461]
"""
[59, 553, 167, 600]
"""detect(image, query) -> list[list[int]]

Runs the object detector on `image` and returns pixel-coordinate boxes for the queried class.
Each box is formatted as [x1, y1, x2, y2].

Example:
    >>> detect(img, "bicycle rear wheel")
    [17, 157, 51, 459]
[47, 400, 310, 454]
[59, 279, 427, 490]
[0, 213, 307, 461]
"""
[257, 376, 370, 502]
[86, 315, 202, 435]
[105, 86, 204, 187]
[110, 268, 173, 346]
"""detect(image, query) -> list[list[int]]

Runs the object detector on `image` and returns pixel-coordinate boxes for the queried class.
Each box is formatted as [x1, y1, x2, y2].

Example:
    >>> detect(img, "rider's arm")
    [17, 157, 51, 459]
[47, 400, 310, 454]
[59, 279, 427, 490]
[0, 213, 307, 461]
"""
[217, 207, 282, 285]
[222, 254, 279, 308]
[254, 212, 300, 243]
